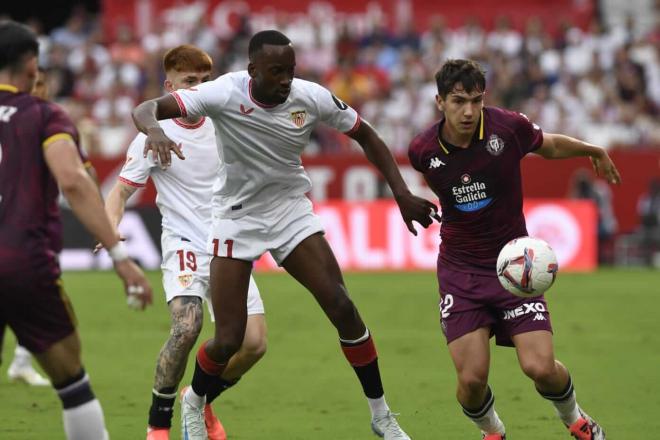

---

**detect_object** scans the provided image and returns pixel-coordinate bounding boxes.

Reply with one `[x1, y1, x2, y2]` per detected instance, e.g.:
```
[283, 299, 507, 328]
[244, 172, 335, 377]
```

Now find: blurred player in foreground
[134, 30, 439, 440]
[0, 20, 152, 440]
[408, 59, 620, 439]
[4, 67, 55, 387]
[104, 45, 267, 440]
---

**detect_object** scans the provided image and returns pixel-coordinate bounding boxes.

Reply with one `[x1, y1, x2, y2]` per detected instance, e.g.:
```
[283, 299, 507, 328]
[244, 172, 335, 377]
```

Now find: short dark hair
[248, 30, 291, 60]
[0, 20, 39, 72]
[435, 59, 486, 98]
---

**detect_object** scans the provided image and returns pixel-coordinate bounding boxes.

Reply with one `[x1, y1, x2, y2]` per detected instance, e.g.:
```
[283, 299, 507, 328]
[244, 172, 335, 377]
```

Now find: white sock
[367, 396, 390, 417]
[550, 390, 581, 425]
[184, 386, 205, 408]
[63, 399, 109, 440]
[538, 376, 581, 426]
[11, 345, 32, 368]
[462, 388, 505, 435]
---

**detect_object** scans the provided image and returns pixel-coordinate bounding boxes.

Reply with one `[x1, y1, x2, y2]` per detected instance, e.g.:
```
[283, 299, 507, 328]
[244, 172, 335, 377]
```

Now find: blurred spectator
[570, 169, 619, 263]
[50, 7, 89, 49]
[637, 178, 660, 266]
[17, 4, 659, 157]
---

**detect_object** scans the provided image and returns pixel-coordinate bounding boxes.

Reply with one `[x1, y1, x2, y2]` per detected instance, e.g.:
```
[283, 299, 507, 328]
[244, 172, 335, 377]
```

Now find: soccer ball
[496, 236, 558, 298]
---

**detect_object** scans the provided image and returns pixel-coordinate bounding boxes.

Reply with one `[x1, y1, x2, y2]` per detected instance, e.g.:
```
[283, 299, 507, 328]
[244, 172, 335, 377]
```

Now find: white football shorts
[207, 195, 324, 265]
[161, 232, 264, 316]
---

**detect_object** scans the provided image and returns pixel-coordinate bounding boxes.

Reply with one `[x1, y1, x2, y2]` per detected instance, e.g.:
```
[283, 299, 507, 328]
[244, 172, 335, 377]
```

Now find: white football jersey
[172, 71, 360, 218]
[119, 117, 220, 249]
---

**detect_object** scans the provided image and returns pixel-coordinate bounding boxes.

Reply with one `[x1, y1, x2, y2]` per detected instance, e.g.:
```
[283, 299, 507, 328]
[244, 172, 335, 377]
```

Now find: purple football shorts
[0, 273, 77, 353]
[437, 264, 552, 347]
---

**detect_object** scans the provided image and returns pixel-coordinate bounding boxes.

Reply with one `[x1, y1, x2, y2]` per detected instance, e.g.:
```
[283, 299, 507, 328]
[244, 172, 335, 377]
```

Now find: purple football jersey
[408, 106, 543, 274]
[0, 87, 80, 279]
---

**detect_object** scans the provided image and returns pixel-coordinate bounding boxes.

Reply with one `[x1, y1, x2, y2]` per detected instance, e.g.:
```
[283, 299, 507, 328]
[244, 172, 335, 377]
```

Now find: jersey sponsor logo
[452, 174, 492, 212]
[486, 134, 505, 156]
[428, 157, 445, 169]
[240, 104, 255, 115]
[331, 94, 348, 110]
[290, 110, 307, 127]
[533, 313, 546, 321]
[0, 105, 17, 122]
[502, 302, 546, 320]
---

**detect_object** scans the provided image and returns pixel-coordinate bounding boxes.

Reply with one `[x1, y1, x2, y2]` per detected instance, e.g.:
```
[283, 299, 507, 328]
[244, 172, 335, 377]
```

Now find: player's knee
[171, 318, 203, 349]
[520, 357, 557, 383]
[457, 371, 489, 396]
[325, 287, 358, 321]
[242, 333, 267, 361]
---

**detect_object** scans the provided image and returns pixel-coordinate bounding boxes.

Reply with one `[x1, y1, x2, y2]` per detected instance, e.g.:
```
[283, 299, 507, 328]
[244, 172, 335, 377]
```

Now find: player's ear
[435, 94, 444, 112]
[164, 79, 173, 93]
[247, 62, 257, 78]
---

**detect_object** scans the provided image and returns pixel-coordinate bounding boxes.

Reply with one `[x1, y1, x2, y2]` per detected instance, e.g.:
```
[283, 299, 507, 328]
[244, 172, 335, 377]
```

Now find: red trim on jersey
[341, 335, 378, 367]
[344, 116, 362, 135]
[118, 176, 146, 188]
[173, 117, 205, 129]
[196, 341, 227, 375]
[170, 91, 188, 117]
[248, 79, 278, 108]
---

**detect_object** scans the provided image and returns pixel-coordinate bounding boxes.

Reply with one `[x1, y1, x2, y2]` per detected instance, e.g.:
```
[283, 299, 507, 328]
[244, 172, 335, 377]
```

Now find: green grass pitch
[1, 269, 659, 439]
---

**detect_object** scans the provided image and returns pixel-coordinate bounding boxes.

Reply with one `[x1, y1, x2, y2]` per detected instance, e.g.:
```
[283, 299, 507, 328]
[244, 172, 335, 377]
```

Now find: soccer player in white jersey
[133, 30, 439, 440]
[104, 45, 267, 440]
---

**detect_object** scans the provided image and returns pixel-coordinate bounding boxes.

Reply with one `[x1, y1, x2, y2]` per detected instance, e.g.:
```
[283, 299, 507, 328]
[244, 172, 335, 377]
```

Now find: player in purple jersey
[0, 21, 153, 440]
[408, 60, 620, 440]
[4, 67, 57, 388]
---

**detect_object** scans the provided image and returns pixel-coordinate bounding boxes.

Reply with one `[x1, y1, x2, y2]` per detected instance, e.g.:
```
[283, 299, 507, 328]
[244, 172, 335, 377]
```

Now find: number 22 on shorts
[212, 238, 234, 258]
[440, 294, 454, 318]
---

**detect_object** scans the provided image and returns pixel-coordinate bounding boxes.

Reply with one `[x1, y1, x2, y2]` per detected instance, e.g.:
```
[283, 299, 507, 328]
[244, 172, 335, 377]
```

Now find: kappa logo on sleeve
[429, 157, 445, 169]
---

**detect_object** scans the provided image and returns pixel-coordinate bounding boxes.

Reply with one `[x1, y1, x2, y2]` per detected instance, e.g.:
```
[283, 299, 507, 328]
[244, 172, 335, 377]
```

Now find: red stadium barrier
[253, 199, 597, 272]
[60, 199, 595, 272]
[91, 149, 659, 235]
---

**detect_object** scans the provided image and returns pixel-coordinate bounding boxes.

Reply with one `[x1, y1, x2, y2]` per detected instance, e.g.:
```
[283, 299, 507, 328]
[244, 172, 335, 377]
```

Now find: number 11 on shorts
[212, 238, 234, 258]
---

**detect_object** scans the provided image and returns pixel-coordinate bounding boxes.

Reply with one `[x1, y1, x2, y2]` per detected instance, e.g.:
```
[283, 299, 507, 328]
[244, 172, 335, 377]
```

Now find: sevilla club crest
[290, 110, 306, 128]
[178, 274, 193, 288]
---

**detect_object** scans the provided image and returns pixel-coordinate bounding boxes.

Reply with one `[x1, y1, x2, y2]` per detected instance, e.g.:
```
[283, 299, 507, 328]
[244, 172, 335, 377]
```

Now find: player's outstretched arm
[132, 94, 184, 167]
[349, 120, 440, 235]
[93, 182, 138, 253]
[45, 138, 153, 309]
[105, 182, 138, 231]
[535, 133, 622, 184]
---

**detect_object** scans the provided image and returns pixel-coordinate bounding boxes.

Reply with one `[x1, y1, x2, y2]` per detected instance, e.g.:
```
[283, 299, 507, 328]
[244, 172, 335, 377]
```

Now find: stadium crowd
[9, 5, 660, 156]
